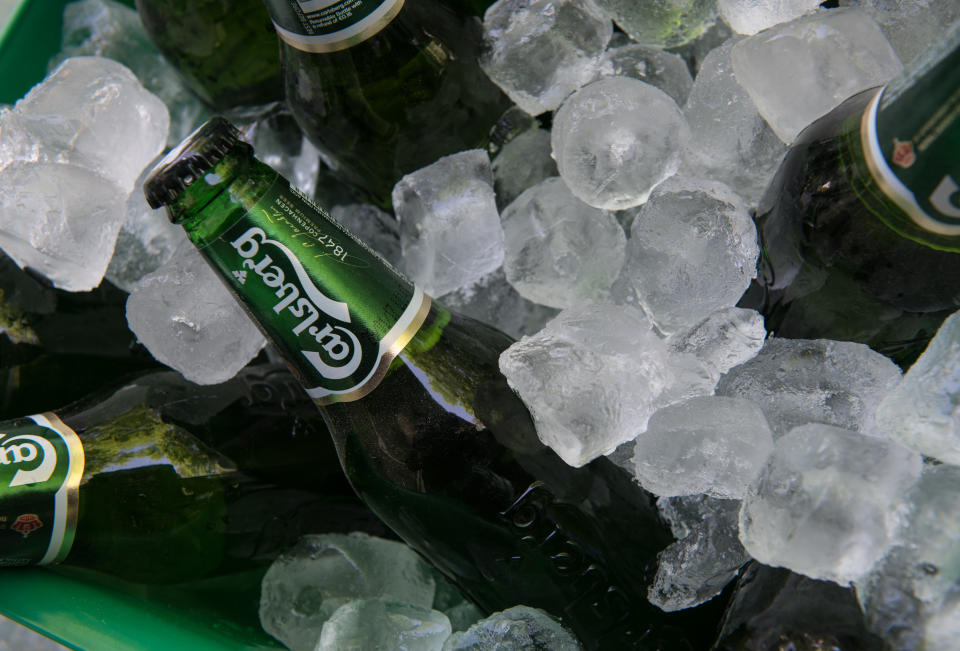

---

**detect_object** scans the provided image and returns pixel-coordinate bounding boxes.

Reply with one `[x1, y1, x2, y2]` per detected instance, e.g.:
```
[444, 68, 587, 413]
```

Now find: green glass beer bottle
[260, 0, 511, 207]
[0, 363, 387, 584]
[134, 0, 283, 110]
[712, 563, 885, 651]
[142, 117, 734, 650]
[739, 26, 960, 368]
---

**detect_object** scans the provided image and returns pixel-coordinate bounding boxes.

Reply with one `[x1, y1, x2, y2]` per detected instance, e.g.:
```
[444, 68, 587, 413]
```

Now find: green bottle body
[0, 364, 386, 584]
[741, 35, 960, 368]
[712, 563, 884, 651]
[148, 120, 733, 649]
[262, 0, 511, 207]
[134, 0, 283, 110]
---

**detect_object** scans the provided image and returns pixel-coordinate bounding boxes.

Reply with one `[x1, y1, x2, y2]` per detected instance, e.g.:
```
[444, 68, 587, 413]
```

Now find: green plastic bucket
[0, 2, 280, 648]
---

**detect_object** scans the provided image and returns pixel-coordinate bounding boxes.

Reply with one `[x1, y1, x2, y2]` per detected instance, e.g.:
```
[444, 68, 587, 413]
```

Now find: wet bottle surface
[143, 118, 733, 649]
[0, 364, 388, 584]
[135, 0, 283, 110]
[739, 30, 960, 368]
[261, 0, 511, 207]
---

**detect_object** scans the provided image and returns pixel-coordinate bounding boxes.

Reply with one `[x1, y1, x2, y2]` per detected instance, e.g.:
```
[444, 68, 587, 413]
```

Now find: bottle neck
[262, 0, 404, 53]
[183, 158, 431, 404]
[861, 32, 960, 241]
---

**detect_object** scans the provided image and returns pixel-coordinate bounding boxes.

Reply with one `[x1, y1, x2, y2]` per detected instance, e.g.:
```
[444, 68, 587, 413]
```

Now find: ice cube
[490, 127, 557, 210]
[480, 0, 613, 116]
[125, 243, 266, 385]
[718, 0, 823, 35]
[442, 605, 583, 650]
[392, 150, 504, 297]
[0, 56, 169, 193]
[681, 38, 787, 203]
[650, 495, 750, 611]
[841, 0, 960, 67]
[595, 41, 694, 106]
[592, 0, 717, 48]
[632, 396, 773, 499]
[237, 108, 321, 199]
[0, 161, 126, 292]
[318, 599, 451, 651]
[501, 177, 626, 309]
[439, 268, 559, 340]
[54, 0, 208, 145]
[551, 77, 690, 210]
[715, 337, 902, 440]
[855, 464, 960, 650]
[667, 307, 767, 380]
[739, 423, 922, 585]
[259, 532, 437, 651]
[498, 303, 675, 467]
[730, 8, 902, 143]
[106, 166, 188, 292]
[875, 311, 960, 465]
[611, 176, 757, 334]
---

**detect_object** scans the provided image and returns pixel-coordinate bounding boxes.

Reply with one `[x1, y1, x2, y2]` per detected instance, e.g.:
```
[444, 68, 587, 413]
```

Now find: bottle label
[0, 414, 83, 566]
[863, 42, 960, 236]
[264, 0, 404, 53]
[200, 177, 430, 405]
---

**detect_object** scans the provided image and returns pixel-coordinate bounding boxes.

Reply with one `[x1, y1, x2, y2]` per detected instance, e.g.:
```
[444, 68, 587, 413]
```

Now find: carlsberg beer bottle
[741, 26, 960, 367]
[0, 364, 384, 584]
[143, 118, 732, 650]
[135, 0, 283, 110]
[260, 0, 510, 207]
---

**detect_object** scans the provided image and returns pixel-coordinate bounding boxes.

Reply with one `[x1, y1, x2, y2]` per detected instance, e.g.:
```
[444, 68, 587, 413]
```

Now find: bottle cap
[143, 117, 241, 209]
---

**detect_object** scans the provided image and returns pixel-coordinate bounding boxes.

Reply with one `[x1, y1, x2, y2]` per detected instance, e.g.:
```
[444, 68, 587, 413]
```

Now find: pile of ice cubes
[257, 532, 582, 651]
[2, 0, 960, 648]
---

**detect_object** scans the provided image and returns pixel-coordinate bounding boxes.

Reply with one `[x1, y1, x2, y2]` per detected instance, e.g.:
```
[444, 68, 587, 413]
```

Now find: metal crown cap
[143, 117, 241, 209]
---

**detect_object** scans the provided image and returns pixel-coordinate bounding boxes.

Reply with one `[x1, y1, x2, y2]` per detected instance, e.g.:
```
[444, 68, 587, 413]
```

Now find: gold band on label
[276, 0, 404, 54]
[310, 293, 431, 405]
[34, 412, 84, 565]
[861, 88, 960, 237]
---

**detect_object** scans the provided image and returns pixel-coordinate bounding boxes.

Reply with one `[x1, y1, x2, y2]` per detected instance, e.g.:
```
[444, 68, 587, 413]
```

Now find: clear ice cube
[480, 0, 613, 116]
[498, 303, 674, 467]
[125, 243, 266, 385]
[667, 307, 767, 381]
[718, 0, 823, 35]
[0, 56, 169, 193]
[392, 150, 504, 297]
[501, 177, 626, 309]
[611, 176, 757, 334]
[875, 311, 960, 465]
[54, 0, 208, 145]
[650, 494, 750, 612]
[439, 268, 559, 341]
[681, 38, 787, 204]
[595, 40, 693, 106]
[632, 396, 773, 499]
[551, 77, 690, 210]
[490, 127, 557, 210]
[730, 8, 902, 143]
[259, 532, 437, 651]
[0, 160, 127, 293]
[715, 337, 902, 439]
[318, 599, 451, 651]
[106, 166, 188, 292]
[739, 423, 922, 585]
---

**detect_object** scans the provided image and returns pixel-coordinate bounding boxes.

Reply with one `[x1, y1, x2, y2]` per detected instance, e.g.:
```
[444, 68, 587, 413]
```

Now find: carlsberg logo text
[231, 226, 363, 380]
[0, 432, 57, 488]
